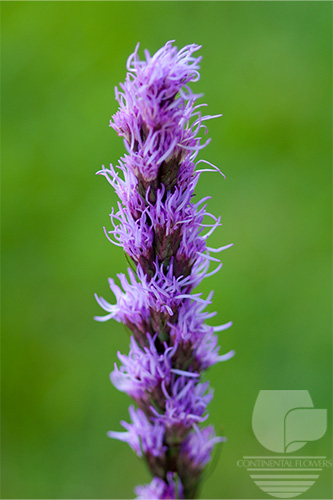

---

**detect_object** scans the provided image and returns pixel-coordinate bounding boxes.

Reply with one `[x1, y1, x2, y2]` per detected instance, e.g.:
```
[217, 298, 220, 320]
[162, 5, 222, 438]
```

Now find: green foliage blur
[1, 2, 331, 499]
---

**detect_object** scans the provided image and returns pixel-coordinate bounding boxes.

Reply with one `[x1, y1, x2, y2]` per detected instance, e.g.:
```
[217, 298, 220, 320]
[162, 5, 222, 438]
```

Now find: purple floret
[180, 425, 226, 474]
[110, 334, 176, 406]
[107, 405, 166, 459]
[135, 472, 183, 500]
[95, 41, 233, 499]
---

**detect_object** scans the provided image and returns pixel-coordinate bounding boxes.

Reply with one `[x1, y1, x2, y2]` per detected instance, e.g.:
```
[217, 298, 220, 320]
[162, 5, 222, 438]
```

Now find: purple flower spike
[95, 41, 233, 499]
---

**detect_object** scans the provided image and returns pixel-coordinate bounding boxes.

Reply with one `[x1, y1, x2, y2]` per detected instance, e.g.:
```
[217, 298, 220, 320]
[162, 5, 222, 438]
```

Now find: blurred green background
[1, 1, 332, 499]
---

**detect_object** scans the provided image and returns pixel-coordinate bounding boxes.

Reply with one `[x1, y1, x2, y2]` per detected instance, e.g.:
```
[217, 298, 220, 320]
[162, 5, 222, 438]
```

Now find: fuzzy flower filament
[95, 41, 233, 499]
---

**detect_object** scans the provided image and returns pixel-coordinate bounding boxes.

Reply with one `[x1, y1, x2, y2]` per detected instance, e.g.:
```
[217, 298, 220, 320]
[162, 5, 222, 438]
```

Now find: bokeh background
[1, 2, 332, 499]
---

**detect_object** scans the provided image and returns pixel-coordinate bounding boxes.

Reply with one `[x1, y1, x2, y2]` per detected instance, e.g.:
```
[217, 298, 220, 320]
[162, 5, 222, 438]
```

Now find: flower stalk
[95, 41, 234, 499]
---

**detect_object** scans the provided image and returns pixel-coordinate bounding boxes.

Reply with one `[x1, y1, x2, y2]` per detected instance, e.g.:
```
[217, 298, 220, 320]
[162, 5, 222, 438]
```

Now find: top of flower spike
[126, 40, 202, 84]
[110, 41, 207, 183]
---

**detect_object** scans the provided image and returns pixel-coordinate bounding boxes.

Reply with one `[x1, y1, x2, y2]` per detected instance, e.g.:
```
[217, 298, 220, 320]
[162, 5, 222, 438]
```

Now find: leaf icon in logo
[252, 390, 326, 453]
[285, 408, 327, 453]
